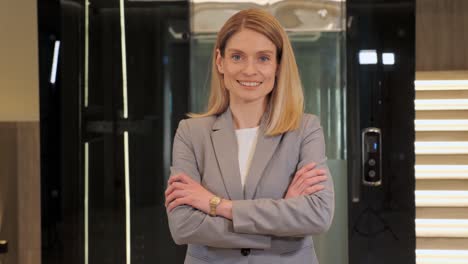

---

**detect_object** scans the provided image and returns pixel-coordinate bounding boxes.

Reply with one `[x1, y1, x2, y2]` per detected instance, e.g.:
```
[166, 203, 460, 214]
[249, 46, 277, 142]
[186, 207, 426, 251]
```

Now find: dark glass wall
[39, 0, 189, 263]
[347, 0, 416, 263]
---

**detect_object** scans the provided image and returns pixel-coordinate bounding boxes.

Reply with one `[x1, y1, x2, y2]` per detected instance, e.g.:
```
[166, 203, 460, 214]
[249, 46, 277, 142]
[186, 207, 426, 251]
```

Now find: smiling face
[216, 28, 279, 106]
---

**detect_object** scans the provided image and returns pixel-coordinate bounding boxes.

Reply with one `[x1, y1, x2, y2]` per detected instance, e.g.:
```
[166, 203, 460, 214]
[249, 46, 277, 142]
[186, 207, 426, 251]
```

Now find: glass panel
[124, 3, 189, 264]
[292, 31, 347, 264]
[190, 1, 347, 264]
[86, 0, 127, 263]
[87, 135, 126, 264]
[41, 0, 189, 263]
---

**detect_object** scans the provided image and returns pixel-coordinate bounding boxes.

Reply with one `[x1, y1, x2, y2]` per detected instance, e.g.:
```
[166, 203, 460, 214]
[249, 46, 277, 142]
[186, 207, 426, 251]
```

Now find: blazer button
[241, 248, 250, 256]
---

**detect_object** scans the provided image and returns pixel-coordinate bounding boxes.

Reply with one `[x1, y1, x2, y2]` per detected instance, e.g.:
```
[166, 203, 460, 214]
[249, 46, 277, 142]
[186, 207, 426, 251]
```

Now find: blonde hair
[189, 8, 304, 136]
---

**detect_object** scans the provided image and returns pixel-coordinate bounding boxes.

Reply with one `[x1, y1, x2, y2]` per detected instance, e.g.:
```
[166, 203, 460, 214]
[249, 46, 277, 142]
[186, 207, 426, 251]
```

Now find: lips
[237, 80, 262, 87]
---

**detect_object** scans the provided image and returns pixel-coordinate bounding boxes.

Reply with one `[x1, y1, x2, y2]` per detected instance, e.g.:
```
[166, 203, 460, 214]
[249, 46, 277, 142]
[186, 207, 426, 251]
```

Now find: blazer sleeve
[231, 115, 335, 237]
[166, 119, 272, 248]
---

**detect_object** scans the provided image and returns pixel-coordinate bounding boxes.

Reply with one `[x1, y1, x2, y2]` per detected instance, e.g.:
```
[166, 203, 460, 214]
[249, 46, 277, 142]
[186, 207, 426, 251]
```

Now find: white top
[235, 127, 259, 189]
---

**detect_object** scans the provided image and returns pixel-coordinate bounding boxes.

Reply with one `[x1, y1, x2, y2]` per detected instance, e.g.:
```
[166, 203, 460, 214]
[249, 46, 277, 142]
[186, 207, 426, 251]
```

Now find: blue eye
[231, 54, 241, 61]
[259, 56, 270, 62]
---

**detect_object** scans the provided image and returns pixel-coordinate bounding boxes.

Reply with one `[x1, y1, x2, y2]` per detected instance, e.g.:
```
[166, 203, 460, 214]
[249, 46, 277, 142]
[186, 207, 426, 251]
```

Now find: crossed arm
[165, 117, 334, 246]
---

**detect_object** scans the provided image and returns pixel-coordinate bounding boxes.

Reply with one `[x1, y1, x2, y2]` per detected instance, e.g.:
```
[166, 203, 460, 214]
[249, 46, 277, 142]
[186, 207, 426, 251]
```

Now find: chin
[234, 93, 269, 104]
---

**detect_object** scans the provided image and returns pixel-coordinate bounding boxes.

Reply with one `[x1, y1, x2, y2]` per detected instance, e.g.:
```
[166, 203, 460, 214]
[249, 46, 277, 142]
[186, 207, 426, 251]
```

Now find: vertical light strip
[327, 85, 332, 139]
[119, 0, 131, 262]
[120, 0, 128, 119]
[123, 132, 131, 264]
[84, 142, 89, 264]
[50, 41, 61, 84]
[84, 1, 90, 263]
[163, 54, 171, 181]
[84, 0, 89, 108]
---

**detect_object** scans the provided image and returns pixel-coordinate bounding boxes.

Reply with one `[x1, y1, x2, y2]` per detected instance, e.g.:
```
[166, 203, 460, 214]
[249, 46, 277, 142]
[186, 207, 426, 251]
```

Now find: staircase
[414, 71, 468, 263]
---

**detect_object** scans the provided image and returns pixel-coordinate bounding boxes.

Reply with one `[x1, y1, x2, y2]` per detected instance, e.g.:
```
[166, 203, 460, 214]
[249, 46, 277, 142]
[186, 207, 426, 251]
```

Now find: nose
[242, 59, 257, 76]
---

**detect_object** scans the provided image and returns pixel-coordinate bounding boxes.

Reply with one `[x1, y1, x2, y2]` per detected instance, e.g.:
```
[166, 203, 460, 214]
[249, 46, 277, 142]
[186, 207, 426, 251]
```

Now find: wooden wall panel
[0, 123, 19, 264]
[416, 0, 468, 71]
[16, 122, 41, 264]
[0, 122, 40, 264]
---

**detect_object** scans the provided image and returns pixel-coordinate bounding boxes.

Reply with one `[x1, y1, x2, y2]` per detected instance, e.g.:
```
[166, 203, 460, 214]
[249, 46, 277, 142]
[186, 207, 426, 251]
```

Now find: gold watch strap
[209, 196, 221, 217]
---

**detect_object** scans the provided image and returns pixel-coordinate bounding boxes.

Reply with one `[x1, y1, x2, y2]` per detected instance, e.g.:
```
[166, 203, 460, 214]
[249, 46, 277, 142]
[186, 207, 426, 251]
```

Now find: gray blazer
[167, 108, 335, 264]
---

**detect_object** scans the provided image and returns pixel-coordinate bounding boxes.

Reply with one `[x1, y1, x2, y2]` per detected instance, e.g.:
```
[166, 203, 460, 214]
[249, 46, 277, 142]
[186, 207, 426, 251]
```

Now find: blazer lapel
[243, 116, 282, 200]
[211, 109, 244, 200]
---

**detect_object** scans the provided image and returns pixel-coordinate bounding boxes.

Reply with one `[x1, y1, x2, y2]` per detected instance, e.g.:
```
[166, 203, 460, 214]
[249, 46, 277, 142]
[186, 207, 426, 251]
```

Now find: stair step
[416, 90, 468, 100]
[415, 142, 468, 154]
[416, 131, 468, 141]
[414, 71, 468, 257]
[416, 219, 468, 237]
[416, 249, 468, 264]
[416, 110, 468, 120]
[416, 71, 468, 81]
[415, 71, 468, 91]
[417, 208, 468, 219]
[415, 119, 468, 131]
[415, 99, 468, 111]
[416, 165, 468, 179]
[417, 237, 468, 250]
[415, 190, 468, 207]
[416, 179, 468, 190]
[415, 81, 468, 91]
[416, 155, 468, 165]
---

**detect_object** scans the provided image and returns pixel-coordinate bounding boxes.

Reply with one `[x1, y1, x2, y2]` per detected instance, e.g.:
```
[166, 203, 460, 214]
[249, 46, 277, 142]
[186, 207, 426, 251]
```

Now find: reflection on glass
[84, 142, 89, 264]
[191, 0, 345, 34]
[85, 0, 89, 108]
[124, 132, 131, 264]
[84, 1, 89, 263]
[119, 0, 131, 262]
[119, 0, 129, 119]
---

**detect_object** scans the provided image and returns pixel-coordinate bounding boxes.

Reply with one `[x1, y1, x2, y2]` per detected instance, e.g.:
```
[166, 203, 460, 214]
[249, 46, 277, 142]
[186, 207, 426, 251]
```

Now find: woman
[165, 8, 334, 264]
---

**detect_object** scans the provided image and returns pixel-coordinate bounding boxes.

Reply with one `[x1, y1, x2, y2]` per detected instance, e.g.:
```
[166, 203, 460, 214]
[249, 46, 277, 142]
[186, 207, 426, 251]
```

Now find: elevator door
[40, 0, 189, 263]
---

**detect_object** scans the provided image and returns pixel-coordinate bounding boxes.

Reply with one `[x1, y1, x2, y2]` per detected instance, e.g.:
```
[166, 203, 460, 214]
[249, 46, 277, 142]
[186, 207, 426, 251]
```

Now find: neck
[230, 98, 267, 129]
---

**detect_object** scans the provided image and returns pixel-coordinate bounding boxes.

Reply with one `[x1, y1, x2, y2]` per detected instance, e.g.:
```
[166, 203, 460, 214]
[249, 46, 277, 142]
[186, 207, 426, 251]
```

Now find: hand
[165, 173, 214, 213]
[284, 162, 327, 199]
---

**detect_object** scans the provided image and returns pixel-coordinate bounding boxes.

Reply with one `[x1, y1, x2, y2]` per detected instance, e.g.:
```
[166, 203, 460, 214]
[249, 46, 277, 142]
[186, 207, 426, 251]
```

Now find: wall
[416, 0, 468, 71]
[0, 0, 41, 263]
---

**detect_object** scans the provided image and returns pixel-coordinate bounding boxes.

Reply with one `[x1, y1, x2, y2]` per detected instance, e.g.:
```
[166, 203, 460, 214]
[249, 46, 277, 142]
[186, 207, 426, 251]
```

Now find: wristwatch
[209, 196, 222, 217]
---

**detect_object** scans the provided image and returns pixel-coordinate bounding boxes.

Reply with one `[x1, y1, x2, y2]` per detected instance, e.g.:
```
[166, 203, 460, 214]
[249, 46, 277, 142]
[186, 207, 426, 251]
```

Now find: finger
[298, 175, 327, 192]
[292, 163, 317, 185]
[167, 174, 181, 185]
[294, 162, 316, 178]
[164, 184, 175, 197]
[292, 174, 308, 192]
[301, 175, 327, 188]
[164, 182, 186, 198]
[301, 169, 327, 179]
[167, 197, 188, 212]
[165, 190, 185, 207]
[165, 190, 183, 207]
[295, 170, 325, 191]
[168, 173, 191, 185]
[170, 181, 187, 190]
[301, 185, 325, 196]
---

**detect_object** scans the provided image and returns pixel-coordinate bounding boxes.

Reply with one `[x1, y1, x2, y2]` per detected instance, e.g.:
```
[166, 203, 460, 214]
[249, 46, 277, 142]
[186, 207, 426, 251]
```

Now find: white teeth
[239, 81, 261, 87]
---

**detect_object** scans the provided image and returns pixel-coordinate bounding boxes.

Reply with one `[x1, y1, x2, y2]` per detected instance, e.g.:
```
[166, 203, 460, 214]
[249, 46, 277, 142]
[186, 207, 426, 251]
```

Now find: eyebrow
[226, 48, 274, 55]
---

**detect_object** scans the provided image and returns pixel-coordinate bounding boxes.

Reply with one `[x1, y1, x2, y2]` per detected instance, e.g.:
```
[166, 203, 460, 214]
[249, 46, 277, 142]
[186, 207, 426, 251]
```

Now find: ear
[215, 49, 224, 74]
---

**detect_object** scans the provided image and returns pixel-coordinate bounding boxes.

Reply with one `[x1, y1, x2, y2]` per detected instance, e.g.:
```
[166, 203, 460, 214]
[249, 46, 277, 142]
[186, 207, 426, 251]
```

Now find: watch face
[210, 196, 221, 205]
